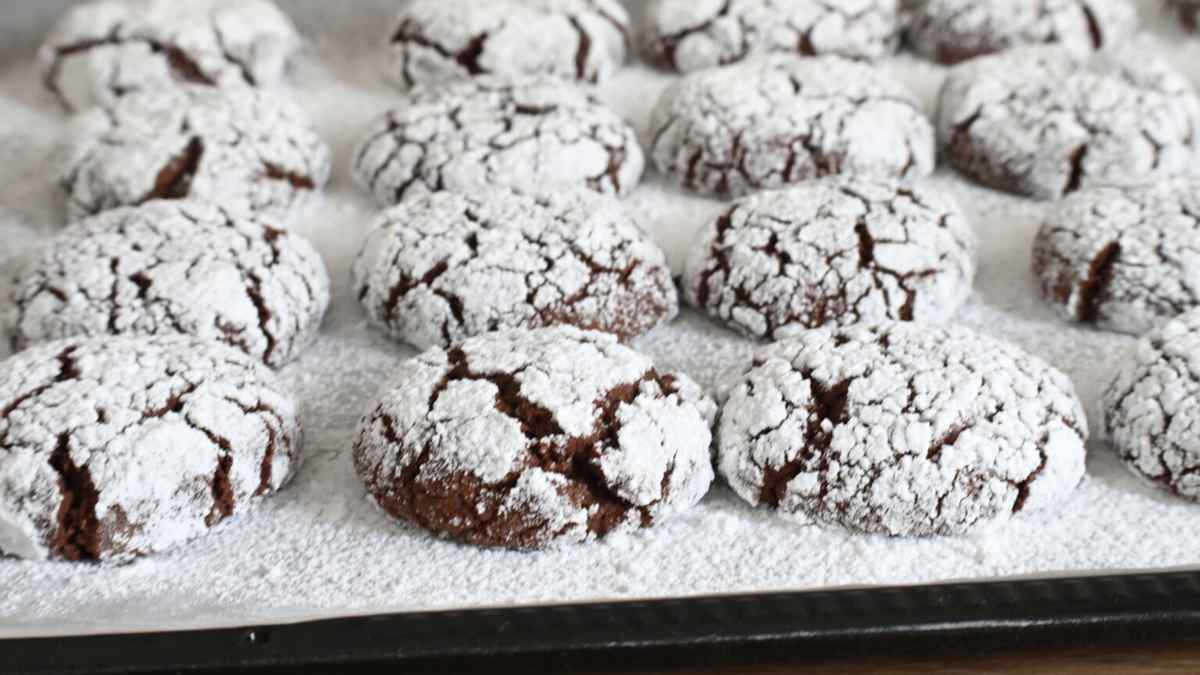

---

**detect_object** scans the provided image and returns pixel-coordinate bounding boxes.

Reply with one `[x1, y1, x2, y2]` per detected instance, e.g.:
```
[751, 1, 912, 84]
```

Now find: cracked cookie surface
[904, 0, 1137, 65]
[1104, 309, 1200, 501]
[387, 0, 629, 88]
[1033, 179, 1200, 336]
[353, 76, 643, 206]
[58, 85, 331, 224]
[648, 55, 933, 198]
[354, 326, 715, 550]
[1170, 1, 1200, 31]
[717, 322, 1088, 536]
[0, 335, 301, 561]
[40, 0, 300, 112]
[10, 200, 330, 368]
[937, 46, 1200, 200]
[644, 0, 900, 73]
[353, 188, 676, 350]
[684, 177, 976, 340]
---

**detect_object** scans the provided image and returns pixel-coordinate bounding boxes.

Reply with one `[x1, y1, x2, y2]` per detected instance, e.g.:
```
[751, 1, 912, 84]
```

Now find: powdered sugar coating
[1103, 309, 1200, 501]
[718, 322, 1088, 536]
[387, 0, 629, 88]
[353, 76, 643, 206]
[648, 55, 934, 198]
[353, 188, 676, 350]
[39, 0, 300, 113]
[353, 326, 715, 550]
[1033, 179, 1200, 336]
[937, 45, 1200, 200]
[905, 0, 1138, 65]
[0, 335, 301, 561]
[9, 201, 329, 368]
[644, 0, 900, 72]
[684, 177, 976, 340]
[58, 85, 331, 224]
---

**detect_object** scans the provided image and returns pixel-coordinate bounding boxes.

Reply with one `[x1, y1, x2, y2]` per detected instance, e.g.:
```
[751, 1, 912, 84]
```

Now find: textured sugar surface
[1, 0, 1199, 639]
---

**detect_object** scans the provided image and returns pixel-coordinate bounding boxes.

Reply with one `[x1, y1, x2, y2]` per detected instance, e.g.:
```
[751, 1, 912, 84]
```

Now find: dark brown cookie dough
[1171, 1, 1200, 31]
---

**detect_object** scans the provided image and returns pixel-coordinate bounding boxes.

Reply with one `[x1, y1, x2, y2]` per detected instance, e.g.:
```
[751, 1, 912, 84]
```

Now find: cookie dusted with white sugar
[643, 0, 900, 72]
[387, 0, 629, 87]
[717, 322, 1088, 536]
[0, 335, 302, 561]
[1104, 309, 1200, 501]
[904, 0, 1137, 65]
[1033, 179, 1200, 336]
[648, 56, 934, 198]
[57, 85, 331, 224]
[354, 327, 716, 550]
[40, 0, 300, 112]
[937, 46, 1200, 200]
[352, 188, 676, 350]
[684, 177, 977, 340]
[9, 201, 330, 368]
[353, 76, 643, 206]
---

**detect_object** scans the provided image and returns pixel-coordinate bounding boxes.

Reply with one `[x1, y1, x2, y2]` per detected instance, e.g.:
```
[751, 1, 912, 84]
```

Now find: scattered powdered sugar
[682, 176, 977, 339]
[386, 0, 630, 88]
[716, 322, 1087, 536]
[0, 0, 1199, 640]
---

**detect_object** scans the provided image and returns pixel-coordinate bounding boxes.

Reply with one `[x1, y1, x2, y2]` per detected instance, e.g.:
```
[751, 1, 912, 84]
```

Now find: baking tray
[6, 571, 1200, 673]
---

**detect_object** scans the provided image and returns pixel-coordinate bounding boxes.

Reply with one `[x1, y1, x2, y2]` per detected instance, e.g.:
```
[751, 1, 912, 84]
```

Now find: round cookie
[684, 177, 976, 340]
[937, 46, 1200, 200]
[353, 76, 643, 206]
[58, 85, 331, 224]
[904, 0, 1138, 65]
[1103, 308, 1200, 501]
[1033, 179, 1200, 336]
[717, 322, 1088, 536]
[387, 0, 629, 87]
[644, 0, 900, 72]
[648, 56, 934, 198]
[353, 326, 716, 550]
[40, 0, 300, 112]
[353, 188, 676, 350]
[10, 200, 330, 368]
[0, 335, 301, 561]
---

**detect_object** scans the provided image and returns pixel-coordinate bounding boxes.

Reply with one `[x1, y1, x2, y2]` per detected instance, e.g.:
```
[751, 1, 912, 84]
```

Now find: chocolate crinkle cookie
[387, 0, 629, 88]
[684, 177, 976, 340]
[353, 188, 676, 350]
[353, 76, 643, 206]
[57, 85, 331, 224]
[354, 326, 716, 550]
[717, 322, 1088, 536]
[937, 46, 1200, 200]
[0, 335, 301, 561]
[1033, 179, 1200, 336]
[1104, 308, 1200, 501]
[40, 0, 300, 112]
[904, 0, 1137, 65]
[643, 0, 900, 72]
[9, 200, 330, 368]
[649, 55, 934, 198]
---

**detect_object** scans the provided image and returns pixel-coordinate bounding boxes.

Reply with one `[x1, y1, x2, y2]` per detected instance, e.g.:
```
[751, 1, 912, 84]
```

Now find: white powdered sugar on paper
[936, 43, 1200, 200]
[40, 0, 301, 112]
[648, 54, 935, 197]
[9, 200, 330, 367]
[904, 0, 1139, 64]
[0, 335, 301, 562]
[1032, 179, 1200, 336]
[58, 84, 331, 224]
[0, 0, 1199, 641]
[682, 176, 977, 339]
[387, 0, 630, 88]
[352, 187, 677, 350]
[716, 322, 1088, 536]
[643, 0, 901, 72]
